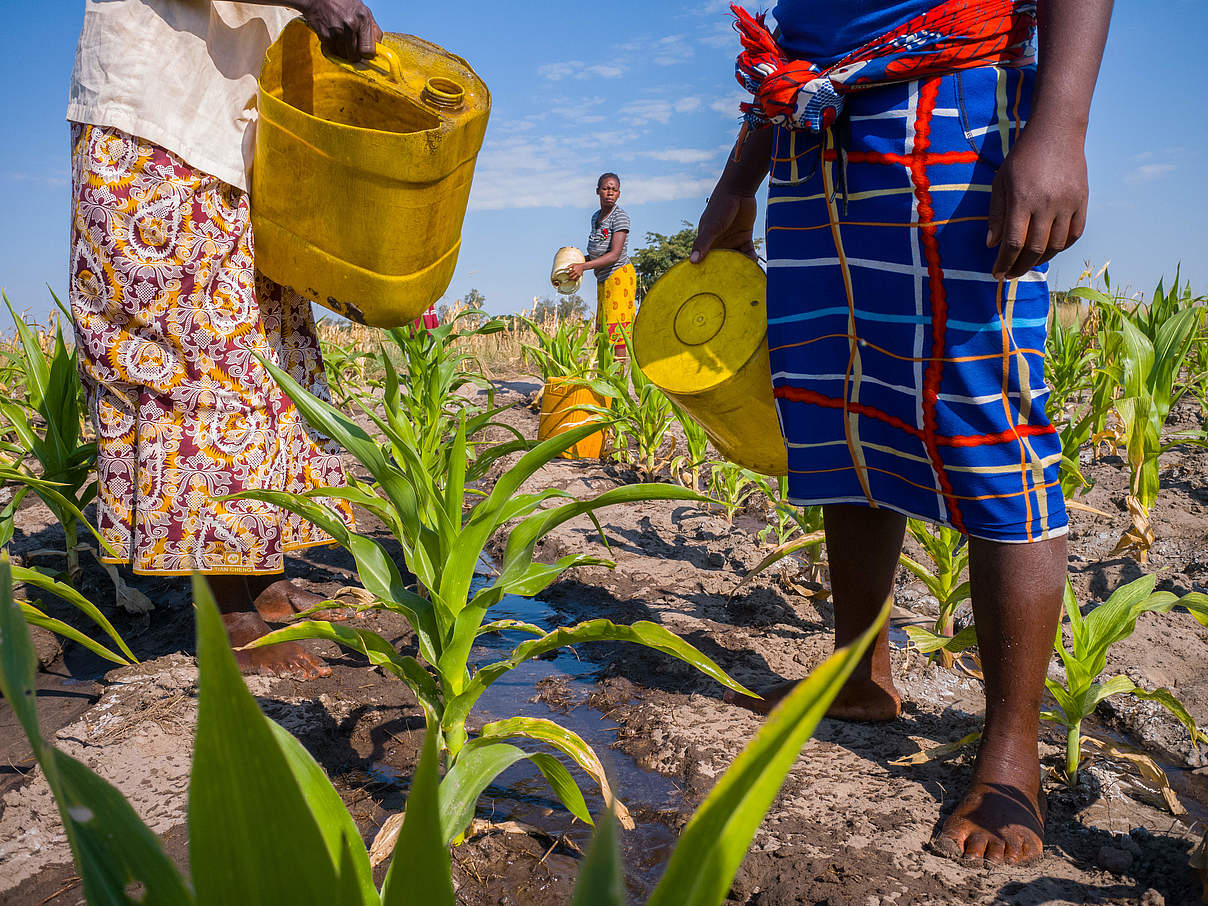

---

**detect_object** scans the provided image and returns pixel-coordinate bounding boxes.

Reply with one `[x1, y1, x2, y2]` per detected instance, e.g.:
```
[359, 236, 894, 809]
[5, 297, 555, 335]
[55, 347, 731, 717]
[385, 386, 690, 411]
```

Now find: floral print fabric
[69, 123, 353, 575]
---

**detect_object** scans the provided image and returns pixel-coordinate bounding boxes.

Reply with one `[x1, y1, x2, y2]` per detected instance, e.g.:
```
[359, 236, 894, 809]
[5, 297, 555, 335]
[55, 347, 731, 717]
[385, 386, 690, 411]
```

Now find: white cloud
[538, 60, 626, 81]
[711, 90, 748, 116]
[1127, 163, 1177, 183]
[641, 147, 726, 165]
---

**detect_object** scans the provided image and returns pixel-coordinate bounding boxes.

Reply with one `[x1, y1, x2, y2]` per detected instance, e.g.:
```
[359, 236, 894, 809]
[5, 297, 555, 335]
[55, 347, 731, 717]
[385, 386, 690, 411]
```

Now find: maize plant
[234, 355, 753, 838]
[1043, 575, 1208, 788]
[899, 519, 972, 670]
[0, 557, 886, 906]
[587, 354, 676, 480]
[522, 314, 598, 384]
[728, 477, 826, 601]
[1, 294, 98, 580]
[0, 465, 132, 663]
[668, 401, 710, 493]
[706, 459, 763, 525]
[379, 312, 525, 478]
[1092, 294, 1207, 562]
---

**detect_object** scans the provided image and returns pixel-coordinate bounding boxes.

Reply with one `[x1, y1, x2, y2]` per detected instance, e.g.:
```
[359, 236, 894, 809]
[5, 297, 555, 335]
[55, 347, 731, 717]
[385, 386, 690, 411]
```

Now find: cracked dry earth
[2, 378, 1207, 905]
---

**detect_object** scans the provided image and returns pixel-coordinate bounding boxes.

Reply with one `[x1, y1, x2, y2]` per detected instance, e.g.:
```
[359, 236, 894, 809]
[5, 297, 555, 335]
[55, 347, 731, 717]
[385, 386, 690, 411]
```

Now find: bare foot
[251, 578, 350, 623]
[724, 675, 901, 721]
[220, 611, 332, 681]
[932, 744, 1045, 866]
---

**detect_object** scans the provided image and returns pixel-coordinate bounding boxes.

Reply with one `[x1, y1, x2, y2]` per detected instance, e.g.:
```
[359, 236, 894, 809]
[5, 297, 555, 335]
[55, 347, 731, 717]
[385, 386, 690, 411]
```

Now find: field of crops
[1, 272, 1207, 905]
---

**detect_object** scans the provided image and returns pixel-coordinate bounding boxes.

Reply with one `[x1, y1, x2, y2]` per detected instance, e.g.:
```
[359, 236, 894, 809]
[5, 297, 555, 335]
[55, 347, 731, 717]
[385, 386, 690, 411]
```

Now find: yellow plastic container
[254, 19, 490, 327]
[538, 378, 610, 460]
[633, 250, 787, 476]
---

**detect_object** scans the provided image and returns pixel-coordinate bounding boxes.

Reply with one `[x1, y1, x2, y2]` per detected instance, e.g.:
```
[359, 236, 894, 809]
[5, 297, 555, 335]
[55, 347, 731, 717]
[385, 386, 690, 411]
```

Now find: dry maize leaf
[1110, 496, 1154, 565]
[97, 558, 154, 614]
[890, 731, 981, 767]
[369, 811, 404, 868]
[1081, 736, 1185, 816]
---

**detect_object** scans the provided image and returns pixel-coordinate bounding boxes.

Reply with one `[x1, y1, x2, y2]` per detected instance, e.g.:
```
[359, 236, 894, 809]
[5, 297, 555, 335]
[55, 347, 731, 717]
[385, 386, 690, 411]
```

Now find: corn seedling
[0, 557, 886, 906]
[707, 459, 763, 525]
[522, 314, 598, 384]
[589, 350, 676, 480]
[1, 294, 98, 581]
[668, 402, 710, 493]
[234, 356, 753, 838]
[1043, 575, 1208, 788]
[1094, 294, 1206, 562]
[899, 519, 972, 669]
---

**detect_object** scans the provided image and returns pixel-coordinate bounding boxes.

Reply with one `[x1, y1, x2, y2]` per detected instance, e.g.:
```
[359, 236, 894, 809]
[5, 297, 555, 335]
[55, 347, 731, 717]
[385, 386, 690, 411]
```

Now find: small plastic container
[550, 247, 586, 295]
[633, 250, 786, 476]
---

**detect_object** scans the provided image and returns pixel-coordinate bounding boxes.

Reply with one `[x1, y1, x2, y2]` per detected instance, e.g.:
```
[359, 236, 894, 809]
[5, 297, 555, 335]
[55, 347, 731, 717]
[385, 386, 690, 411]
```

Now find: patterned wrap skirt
[766, 64, 1066, 543]
[69, 123, 353, 575]
[596, 262, 637, 356]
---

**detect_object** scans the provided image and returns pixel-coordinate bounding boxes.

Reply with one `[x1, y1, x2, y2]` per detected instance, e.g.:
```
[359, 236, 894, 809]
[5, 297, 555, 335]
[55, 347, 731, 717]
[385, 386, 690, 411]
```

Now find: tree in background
[631, 223, 697, 302]
[532, 293, 588, 321]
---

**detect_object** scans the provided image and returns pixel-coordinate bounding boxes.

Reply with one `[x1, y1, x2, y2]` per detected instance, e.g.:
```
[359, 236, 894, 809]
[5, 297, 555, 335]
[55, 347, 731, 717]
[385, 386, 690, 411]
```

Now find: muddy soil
[2, 379, 1206, 905]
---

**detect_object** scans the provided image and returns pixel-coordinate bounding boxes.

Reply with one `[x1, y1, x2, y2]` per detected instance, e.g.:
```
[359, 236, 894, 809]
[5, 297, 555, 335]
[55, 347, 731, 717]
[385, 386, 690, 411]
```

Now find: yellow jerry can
[254, 19, 490, 327]
[633, 250, 787, 476]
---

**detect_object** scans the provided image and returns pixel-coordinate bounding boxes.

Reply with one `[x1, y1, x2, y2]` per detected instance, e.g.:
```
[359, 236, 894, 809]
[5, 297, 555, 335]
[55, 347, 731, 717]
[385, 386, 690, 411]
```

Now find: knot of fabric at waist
[731, 0, 1036, 132]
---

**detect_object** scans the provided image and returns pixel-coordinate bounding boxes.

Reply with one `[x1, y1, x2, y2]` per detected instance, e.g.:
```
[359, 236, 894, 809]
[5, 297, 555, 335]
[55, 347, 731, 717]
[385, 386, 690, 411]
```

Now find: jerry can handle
[322, 42, 403, 83]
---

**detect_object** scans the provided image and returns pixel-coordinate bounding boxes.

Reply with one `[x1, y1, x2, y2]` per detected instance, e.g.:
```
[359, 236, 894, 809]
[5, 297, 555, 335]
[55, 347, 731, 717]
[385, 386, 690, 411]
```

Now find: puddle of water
[363, 573, 683, 899]
[467, 582, 683, 898]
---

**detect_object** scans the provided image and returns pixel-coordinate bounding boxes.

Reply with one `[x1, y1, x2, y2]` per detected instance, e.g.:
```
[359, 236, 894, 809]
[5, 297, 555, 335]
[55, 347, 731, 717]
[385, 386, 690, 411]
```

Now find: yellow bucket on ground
[633, 250, 787, 476]
[538, 378, 610, 460]
[550, 246, 585, 295]
[254, 19, 490, 327]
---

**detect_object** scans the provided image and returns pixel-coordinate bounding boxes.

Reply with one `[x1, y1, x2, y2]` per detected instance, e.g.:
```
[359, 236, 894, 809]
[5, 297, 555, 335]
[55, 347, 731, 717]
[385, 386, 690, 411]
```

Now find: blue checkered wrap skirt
[765, 64, 1067, 543]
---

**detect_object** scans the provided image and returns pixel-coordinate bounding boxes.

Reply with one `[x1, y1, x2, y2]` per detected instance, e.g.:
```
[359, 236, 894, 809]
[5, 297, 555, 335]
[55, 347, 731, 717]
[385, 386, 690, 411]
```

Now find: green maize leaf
[569, 808, 625, 906]
[1079, 575, 1160, 674]
[0, 555, 194, 905]
[188, 575, 346, 904]
[254, 353, 422, 542]
[437, 739, 592, 844]
[476, 716, 628, 828]
[496, 483, 706, 589]
[20, 602, 132, 666]
[945, 580, 972, 608]
[904, 624, 978, 656]
[452, 420, 609, 584]
[227, 489, 442, 661]
[897, 553, 945, 601]
[1043, 677, 1082, 726]
[243, 620, 444, 725]
[527, 751, 592, 826]
[0, 466, 119, 559]
[493, 553, 616, 599]
[1180, 592, 1208, 628]
[477, 618, 547, 638]
[1076, 674, 1137, 718]
[4, 293, 50, 407]
[729, 531, 827, 599]
[646, 598, 890, 906]
[14, 564, 136, 662]
[1129, 685, 1206, 746]
[267, 718, 377, 906]
[446, 418, 468, 531]
[380, 724, 454, 906]
[445, 619, 756, 734]
[308, 482, 406, 543]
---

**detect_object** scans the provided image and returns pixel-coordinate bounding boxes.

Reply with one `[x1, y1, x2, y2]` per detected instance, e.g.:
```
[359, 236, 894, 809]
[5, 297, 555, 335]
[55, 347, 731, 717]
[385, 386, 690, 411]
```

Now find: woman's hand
[566, 261, 588, 281]
[292, 0, 382, 63]
[689, 191, 759, 264]
[987, 126, 1088, 280]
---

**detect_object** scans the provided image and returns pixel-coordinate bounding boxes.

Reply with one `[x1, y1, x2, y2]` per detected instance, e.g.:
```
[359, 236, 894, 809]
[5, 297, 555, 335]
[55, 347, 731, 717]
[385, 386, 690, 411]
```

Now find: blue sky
[1, 0, 1205, 321]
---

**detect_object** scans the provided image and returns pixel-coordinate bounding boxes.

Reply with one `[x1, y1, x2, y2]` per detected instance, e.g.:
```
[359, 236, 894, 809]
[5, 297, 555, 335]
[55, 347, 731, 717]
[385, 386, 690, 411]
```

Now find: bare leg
[207, 575, 331, 680]
[934, 533, 1065, 865]
[726, 504, 904, 720]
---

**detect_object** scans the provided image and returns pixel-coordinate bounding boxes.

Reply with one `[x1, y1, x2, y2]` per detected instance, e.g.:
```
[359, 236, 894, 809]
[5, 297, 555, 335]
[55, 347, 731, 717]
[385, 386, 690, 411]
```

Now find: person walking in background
[66, 0, 383, 678]
[691, 0, 1111, 867]
[566, 173, 636, 358]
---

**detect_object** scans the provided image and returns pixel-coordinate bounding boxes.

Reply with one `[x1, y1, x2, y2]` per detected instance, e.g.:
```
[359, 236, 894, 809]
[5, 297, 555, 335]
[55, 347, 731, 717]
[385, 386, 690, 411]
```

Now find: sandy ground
[1, 378, 1206, 905]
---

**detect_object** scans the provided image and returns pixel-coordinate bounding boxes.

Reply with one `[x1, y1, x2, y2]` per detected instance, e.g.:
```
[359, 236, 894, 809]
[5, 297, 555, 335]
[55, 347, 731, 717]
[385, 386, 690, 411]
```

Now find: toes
[960, 829, 992, 861]
[982, 837, 1006, 865]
